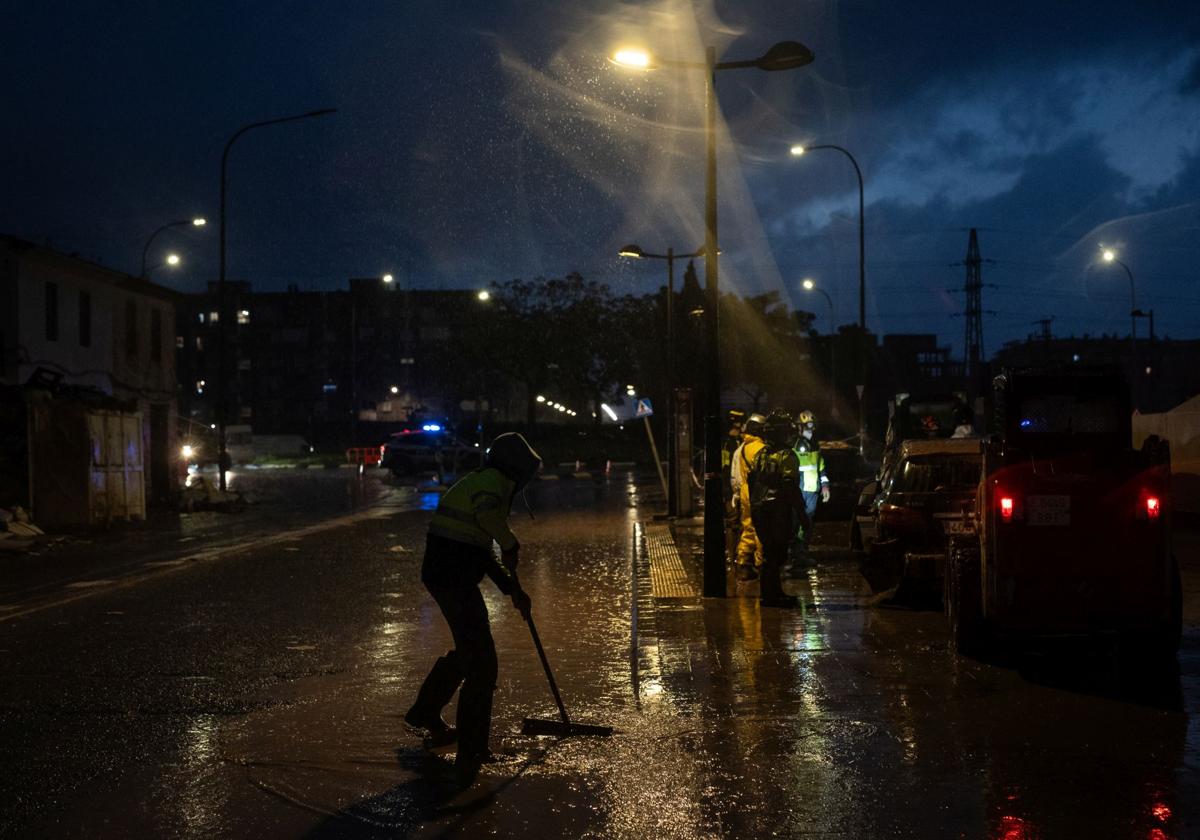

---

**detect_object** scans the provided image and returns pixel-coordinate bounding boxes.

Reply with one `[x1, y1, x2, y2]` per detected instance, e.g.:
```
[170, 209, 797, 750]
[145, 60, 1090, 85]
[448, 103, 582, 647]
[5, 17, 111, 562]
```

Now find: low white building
[0, 235, 180, 518]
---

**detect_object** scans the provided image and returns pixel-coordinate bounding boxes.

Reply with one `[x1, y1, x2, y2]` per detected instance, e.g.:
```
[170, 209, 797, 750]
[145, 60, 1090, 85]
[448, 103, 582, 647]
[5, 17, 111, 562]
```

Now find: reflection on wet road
[0, 474, 1196, 837]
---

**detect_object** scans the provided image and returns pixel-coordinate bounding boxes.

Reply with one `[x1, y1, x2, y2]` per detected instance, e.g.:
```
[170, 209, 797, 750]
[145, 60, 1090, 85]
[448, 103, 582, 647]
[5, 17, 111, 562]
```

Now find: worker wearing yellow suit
[730, 413, 766, 581]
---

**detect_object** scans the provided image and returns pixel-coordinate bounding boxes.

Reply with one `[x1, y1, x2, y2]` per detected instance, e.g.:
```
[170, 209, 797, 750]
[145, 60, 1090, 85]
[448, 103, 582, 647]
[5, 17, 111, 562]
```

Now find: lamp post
[612, 40, 815, 596]
[217, 108, 336, 492]
[801, 278, 836, 417]
[790, 143, 866, 453]
[1101, 246, 1139, 407]
[351, 273, 396, 449]
[620, 243, 705, 517]
[141, 217, 205, 278]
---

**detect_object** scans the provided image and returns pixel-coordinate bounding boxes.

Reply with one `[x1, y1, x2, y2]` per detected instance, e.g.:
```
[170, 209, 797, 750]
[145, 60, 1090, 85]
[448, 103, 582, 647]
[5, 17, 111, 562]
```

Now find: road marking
[0, 503, 405, 624]
[286, 644, 317, 651]
[143, 559, 189, 568]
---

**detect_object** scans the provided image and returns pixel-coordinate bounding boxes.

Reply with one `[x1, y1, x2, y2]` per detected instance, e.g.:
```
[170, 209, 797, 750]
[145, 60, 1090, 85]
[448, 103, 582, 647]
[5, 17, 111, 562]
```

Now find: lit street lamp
[141, 217, 205, 278]
[620, 243, 706, 517]
[801, 278, 837, 417]
[216, 108, 336, 492]
[1100, 245, 1140, 406]
[791, 142, 867, 454]
[613, 40, 815, 596]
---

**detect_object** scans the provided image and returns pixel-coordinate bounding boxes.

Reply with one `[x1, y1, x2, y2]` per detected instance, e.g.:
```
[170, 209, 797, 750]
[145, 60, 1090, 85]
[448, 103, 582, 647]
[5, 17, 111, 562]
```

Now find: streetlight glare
[790, 144, 806, 156]
[618, 244, 644, 258]
[802, 278, 815, 290]
[389, 385, 399, 395]
[1102, 249, 1116, 262]
[166, 253, 181, 266]
[192, 217, 207, 226]
[477, 289, 490, 301]
[536, 395, 546, 403]
[382, 273, 394, 283]
[611, 48, 652, 69]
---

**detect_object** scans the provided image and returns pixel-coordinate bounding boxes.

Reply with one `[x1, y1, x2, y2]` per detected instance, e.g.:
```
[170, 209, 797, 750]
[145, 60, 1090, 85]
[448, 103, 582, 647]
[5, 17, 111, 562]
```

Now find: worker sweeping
[404, 432, 541, 788]
[748, 410, 812, 607]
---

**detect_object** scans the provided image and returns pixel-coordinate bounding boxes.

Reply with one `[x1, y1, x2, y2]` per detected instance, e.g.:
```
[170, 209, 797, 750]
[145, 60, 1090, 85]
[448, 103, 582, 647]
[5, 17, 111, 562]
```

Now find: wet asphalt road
[1, 470, 1198, 838]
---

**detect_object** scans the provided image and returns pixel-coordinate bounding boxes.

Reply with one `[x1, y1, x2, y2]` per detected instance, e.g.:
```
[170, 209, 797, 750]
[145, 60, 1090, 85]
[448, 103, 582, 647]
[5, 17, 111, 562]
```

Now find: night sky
[5, 1, 1198, 357]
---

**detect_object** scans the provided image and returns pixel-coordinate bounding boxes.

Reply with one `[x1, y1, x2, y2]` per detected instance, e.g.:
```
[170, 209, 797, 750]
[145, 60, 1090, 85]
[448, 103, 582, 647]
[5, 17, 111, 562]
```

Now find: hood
[486, 432, 543, 489]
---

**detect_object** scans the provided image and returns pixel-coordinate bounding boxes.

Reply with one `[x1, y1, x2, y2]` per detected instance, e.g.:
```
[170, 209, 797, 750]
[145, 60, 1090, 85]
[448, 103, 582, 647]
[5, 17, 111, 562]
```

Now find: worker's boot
[405, 653, 463, 741]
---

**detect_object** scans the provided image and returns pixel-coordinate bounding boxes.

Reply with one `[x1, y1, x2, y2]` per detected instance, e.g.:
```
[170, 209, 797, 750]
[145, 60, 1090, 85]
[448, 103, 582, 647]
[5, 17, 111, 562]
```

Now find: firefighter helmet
[743, 413, 767, 437]
[762, 409, 798, 449]
[797, 410, 815, 429]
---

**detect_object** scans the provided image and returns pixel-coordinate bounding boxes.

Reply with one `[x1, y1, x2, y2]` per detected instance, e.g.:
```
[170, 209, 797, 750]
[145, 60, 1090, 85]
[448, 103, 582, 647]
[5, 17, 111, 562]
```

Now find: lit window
[237, 310, 250, 325]
[175, 336, 184, 349]
[195, 336, 204, 350]
[208, 311, 219, 322]
[198, 313, 206, 324]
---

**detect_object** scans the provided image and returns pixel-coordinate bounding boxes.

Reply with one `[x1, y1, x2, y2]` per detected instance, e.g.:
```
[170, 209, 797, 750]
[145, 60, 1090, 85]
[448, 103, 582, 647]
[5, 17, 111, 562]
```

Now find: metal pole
[702, 46, 725, 597]
[666, 247, 677, 517]
[141, 221, 186, 279]
[215, 108, 335, 492]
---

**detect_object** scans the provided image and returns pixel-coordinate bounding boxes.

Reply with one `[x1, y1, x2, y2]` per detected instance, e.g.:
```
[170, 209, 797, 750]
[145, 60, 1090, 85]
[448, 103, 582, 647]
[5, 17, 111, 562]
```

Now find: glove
[511, 588, 531, 619]
[821, 485, 831, 503]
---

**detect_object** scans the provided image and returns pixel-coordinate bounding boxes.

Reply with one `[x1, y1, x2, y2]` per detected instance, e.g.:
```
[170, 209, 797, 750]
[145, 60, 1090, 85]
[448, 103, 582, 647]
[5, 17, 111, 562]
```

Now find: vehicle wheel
[946, 539, 985, 657]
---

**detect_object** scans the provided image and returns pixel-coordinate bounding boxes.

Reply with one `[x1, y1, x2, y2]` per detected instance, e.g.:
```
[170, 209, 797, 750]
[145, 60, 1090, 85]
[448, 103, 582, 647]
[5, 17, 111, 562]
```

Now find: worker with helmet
[730, 413, 767, 580]
[405, 432, 541, 787]
[792, 410, 830, 566]
[747, 409, 812, 607]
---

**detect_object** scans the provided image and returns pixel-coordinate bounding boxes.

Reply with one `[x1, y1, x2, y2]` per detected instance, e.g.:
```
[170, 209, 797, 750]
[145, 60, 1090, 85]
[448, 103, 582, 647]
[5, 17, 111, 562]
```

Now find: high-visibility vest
[428, 467, 519, 551]
[793, 448, 827, 493]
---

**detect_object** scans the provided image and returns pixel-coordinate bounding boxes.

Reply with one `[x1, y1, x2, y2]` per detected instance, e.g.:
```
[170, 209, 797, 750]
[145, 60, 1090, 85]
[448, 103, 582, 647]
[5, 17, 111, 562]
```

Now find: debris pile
[0, 506, 45, 552]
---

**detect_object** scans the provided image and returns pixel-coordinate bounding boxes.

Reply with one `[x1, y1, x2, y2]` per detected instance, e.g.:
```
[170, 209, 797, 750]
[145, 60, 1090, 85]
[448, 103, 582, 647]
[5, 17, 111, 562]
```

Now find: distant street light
[141, 216, 206, 278]
[166, 253, 181, 266]
[791, 142, 867, 454]
[382, 273, 394, 284]
[1099, 244, 1139, 404]
[619, 243, 706, 517]
[477, 289, 491, 302]
[801, 278, 836, 416]
[613, 39, 815, 597]
[216, 107, 336, 491]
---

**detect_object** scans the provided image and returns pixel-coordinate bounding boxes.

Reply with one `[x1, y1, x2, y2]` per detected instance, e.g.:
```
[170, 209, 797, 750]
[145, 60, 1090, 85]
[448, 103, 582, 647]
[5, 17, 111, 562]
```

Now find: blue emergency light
[422, 423, 442, 432]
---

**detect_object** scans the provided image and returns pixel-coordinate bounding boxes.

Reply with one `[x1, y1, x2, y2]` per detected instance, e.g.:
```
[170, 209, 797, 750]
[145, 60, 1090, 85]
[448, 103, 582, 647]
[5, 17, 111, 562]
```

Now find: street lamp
[477, 289, 491, 302]
[141, 216, 206, 278]
[613, 40, 815, 596]
[791, 142, 867, 454]
[216, 107, 336, 491]
[801, 278, 837, 417]
[1100, 245, 1139, 404]
[619, 243, 705, 517]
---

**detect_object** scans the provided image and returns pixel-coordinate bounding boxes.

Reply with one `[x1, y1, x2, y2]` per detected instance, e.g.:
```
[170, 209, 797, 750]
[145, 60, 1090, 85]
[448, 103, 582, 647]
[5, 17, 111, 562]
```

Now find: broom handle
[526, 614, 571, 727]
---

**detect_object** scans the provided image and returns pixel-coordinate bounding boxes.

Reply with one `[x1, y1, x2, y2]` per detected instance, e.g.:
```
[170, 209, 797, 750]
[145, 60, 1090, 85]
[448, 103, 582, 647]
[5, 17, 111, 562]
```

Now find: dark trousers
[410, 582, 498, 758]
[753, 503, 792, 601]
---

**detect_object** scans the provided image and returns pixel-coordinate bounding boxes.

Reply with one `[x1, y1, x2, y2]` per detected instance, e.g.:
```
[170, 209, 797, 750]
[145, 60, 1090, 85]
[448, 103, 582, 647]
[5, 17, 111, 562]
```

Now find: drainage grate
[643, 524, 698, 599]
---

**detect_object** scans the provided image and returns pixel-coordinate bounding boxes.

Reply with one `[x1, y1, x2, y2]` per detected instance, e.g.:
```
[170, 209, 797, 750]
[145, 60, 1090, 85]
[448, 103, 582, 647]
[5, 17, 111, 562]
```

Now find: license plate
[944, 519, 969, 534]
[1027, 494, 1070, 526]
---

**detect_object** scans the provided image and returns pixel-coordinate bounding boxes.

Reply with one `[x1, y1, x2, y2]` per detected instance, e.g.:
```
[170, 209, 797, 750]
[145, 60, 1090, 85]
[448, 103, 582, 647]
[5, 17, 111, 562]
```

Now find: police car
[380, 423, 481, 477]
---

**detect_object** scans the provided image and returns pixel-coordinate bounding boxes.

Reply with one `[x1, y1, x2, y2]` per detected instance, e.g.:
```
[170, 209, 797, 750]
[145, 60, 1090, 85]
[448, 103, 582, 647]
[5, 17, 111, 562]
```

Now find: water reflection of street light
[613, 39, 815, 596]
[801, 278, 836, 416]
[620, 243, 706, 517]
[216, 107, 336, 491]
[141, 216, 206, 278]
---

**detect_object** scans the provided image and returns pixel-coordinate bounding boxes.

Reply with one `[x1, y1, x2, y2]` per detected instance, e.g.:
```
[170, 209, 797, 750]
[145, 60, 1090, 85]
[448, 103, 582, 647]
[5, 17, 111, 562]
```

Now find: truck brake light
[1000, 496, 1014, 521]
[1146, 496, 1161, 519]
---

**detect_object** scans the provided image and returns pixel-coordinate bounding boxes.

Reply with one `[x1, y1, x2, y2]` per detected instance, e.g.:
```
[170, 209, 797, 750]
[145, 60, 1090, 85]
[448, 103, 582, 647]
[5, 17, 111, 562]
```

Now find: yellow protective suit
[735, 435, 765, 568]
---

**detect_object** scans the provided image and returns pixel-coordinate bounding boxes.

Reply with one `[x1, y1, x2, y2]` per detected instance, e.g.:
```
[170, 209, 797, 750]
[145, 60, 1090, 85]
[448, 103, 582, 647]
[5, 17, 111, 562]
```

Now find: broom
[520, 611, 614, 738]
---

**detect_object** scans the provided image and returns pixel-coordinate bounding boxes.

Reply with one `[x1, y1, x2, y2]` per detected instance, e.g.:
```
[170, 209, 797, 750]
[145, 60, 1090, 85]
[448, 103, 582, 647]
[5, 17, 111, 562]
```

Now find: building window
[126, 299, 138, 358]
[208, 310, 220, 323]
[237, 309, 251, 325]
[45, 282, 59, 341]
[150, 309, 162, 362]
[175, 335, 184, 350]
[195, 336, 204, 351]
[79, 290, 91, 347]
[198, 312, 206, 324]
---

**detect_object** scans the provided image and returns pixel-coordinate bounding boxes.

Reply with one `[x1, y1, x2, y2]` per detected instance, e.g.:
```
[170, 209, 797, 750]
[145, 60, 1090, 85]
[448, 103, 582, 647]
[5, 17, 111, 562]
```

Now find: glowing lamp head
[790, 144, 807, 156]
[1102, 249, 1116, 263]
[181, 444, 195, 460]
[477, 289, 490, 302]
[166, 253, 181, 266]
[192, 217, 206, 227]
[802, 278, 815, 291]
[618, 244, 644, 258]
[382, 273, 394, 284]
[611, 48, 652, 69]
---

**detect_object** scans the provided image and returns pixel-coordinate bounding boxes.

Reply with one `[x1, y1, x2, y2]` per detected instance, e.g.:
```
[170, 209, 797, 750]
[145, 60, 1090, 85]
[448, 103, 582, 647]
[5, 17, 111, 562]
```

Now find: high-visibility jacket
[793, 447, 828, 493]
[730, 435, 764, 495]
[428, 467, 520, 553]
